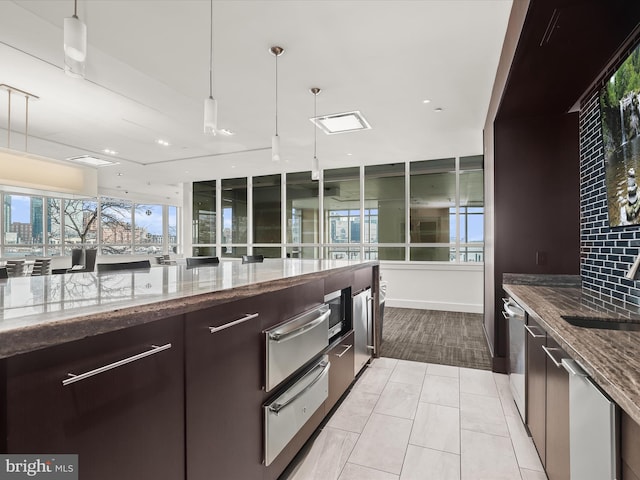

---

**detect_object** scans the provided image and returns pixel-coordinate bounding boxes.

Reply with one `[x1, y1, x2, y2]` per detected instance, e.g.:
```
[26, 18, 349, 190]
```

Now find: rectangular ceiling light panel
[66, 155, 118, 167]
[311, 110, 371, 135]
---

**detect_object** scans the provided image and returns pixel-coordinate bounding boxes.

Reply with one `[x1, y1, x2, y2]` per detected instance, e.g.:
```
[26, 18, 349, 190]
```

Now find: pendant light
[203, 0, 217, 135]
[270, 46, 284, 162]
[310, 87, 321, 180]
[64, 0, 87, 78]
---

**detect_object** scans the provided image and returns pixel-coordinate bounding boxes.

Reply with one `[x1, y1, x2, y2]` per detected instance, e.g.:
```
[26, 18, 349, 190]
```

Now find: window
[364, 163, 405, 260]
[0, 192, 179, 259]
[409, 158, 456, 262]
[459, 155, 484, 262]
[221, 177, 247, 258]
[324, 167, 361, 260]
[253, 174, 281, 251]
[193, 180, 216, 246]
[286, 171, 319, 247]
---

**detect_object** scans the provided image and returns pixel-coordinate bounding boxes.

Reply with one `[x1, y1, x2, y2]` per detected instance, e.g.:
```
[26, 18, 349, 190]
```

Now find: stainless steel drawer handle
[209, 313, 259, 333]
[268, 309, 329, 342]
[268, 360, 330, 415]
[524, 324, 545, 338]
[335, 344, 352, 358]
[63, 343, 172, 386]
[542, 346, 564, 368]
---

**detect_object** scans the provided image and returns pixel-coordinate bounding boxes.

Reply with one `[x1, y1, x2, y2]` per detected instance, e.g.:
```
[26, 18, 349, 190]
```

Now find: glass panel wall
[193, 180, 216, 246]
[221, 177, 247, 258]
[134, 204, 163, 254]
[409, 158, 456, 261]
[168, 205, 178, 254]
[100, 199, 133, 254]
[459, 155, 484, 262]
[324, 167, 361, 260]
[253, 174, 281, 245]
[364, 163, 405, 260]
[286, 171, 319, 245]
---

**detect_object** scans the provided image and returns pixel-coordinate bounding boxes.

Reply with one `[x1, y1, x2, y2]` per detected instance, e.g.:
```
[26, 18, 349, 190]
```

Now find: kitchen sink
[561, 315, 640, 331]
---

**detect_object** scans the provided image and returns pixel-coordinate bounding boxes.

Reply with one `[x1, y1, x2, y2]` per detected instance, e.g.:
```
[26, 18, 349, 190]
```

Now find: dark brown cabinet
[525, 317, 547, 462]
[524, 317, 570, 480]
[622, 412, 640, 480]
[3, 316, 185, 480]
[185, 297, 265, 480]
[326, 330, 355, 411]
[544, 336, 570, 480]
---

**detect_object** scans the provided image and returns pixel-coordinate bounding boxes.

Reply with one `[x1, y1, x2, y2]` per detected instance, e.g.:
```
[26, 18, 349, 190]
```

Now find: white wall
[380, 262, 484, 314]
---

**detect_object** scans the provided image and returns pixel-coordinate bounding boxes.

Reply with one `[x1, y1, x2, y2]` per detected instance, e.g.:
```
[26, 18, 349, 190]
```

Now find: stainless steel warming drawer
[264, 356, 330, 466]
[264, 304, 330, 392]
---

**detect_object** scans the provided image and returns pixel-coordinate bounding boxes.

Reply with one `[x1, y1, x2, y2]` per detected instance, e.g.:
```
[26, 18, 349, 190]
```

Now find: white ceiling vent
[310, 110, 371, 135]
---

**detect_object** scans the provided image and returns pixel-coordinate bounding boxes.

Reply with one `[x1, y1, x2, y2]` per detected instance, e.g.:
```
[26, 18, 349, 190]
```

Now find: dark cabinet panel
[525, 317, 546, 465]
[5, 316, 185, 480]
[326, 331, 355, 411]
[544, 337, 570, 480]
[353, 266, 373, 293]
[622, 411, 640, 480]
[185, 297, 265, 480]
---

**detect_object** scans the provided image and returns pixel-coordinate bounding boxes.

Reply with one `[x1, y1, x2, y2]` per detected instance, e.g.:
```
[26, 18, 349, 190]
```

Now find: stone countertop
[503, 281, 640, 426]
[0, 259, 377, 359]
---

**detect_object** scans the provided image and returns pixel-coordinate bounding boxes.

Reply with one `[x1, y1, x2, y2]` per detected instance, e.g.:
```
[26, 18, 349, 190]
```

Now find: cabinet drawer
[326, 330, 355, 411]
[5, 316, 185, 480]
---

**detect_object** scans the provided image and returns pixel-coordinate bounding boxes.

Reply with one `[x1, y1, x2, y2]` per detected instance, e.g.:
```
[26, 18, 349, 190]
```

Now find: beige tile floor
[283, 357, 548, 480]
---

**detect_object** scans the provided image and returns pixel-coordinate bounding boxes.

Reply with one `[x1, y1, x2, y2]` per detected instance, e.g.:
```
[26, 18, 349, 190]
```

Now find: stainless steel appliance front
[504, 297, 526, 421]
[264, 356, 330, 466]
[353, 288, 372, 374]
[324, 288, 349, 340]
[264, 304, 329, 392]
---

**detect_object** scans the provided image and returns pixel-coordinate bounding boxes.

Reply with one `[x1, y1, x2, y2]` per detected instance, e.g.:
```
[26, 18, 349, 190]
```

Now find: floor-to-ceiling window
[253, 174, 281, 259]
[192, 180, 216, 257]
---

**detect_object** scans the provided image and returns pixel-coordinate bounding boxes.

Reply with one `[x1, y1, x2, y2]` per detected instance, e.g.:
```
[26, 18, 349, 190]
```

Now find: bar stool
[31, 258, 52, 276]
[6, 260, 26, 277]
[242, 255, 264, 264]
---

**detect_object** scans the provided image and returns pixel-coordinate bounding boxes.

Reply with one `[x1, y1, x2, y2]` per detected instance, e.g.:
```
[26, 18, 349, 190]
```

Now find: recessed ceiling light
[423, 99, 431, 104]
[117, 172, 124, 176]
[219, 128, 234, 136]
[347, 153, 353, 156]
[102, 148, 118, 155]
[65, 155, 117, 167]
[311, 110, 371, 135]
[156, 139, 170, 146]
[434, 107, 444, 112]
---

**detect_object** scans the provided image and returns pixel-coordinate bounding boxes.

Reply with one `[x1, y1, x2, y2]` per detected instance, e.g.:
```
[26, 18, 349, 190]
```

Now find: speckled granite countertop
[0, 259, 377, 359]
[503, 275, 640, 426]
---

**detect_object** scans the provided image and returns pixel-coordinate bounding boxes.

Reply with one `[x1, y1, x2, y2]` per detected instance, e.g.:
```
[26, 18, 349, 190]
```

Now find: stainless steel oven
[324, 288, 350, 340]
[264, 304, 329, 392]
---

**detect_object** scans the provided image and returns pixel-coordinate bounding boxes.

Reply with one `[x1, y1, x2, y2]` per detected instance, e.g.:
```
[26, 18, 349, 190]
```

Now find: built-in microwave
[324, 288, 350, 340]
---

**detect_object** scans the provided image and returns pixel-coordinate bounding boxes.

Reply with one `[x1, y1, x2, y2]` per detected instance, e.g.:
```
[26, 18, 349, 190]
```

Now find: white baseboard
[386, 299, 483, 314]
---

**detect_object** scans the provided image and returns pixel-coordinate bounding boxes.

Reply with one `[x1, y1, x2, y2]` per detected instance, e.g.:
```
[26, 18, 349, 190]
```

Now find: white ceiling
[0, 0, 512, 205]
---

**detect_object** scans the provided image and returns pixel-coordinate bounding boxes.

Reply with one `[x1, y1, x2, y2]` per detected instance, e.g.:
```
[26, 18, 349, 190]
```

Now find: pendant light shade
[63, 15, 87, 62]
[270, 46, 284, 162]
[310, 87, 321, 180]
[271, 134, 280, 162]
[63, 0, 86, 79]
[204, 96, 217, 135]
[204, 0, 218, 135]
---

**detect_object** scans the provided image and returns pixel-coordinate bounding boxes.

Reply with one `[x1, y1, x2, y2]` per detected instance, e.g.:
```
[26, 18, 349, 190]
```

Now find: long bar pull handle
[268, 360, 331, 414]
[542, 346, 564, 368]
[268, 309, 329, 342]
[502, 311, 510, 320]
[524, 324, 546, 338]
[63, 343, 172, 386]
[210, 313, 259, 333]
[335, 344, 352, 358]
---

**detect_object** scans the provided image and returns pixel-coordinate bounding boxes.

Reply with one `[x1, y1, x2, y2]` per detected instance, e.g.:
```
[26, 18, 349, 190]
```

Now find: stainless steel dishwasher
[562, 358, 619, 480]
[503, 296, 526, 422]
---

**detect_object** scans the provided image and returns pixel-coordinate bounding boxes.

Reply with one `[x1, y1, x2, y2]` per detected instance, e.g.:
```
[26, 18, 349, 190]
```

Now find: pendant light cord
[275, 54, 279, 136]
[73, 0, 78, 18]
[313, 93, 317, 158]
[209, 0, 213, 98]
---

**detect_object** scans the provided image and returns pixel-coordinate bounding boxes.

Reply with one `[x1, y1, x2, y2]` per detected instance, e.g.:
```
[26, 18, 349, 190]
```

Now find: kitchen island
[0, 259, 379, 480]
